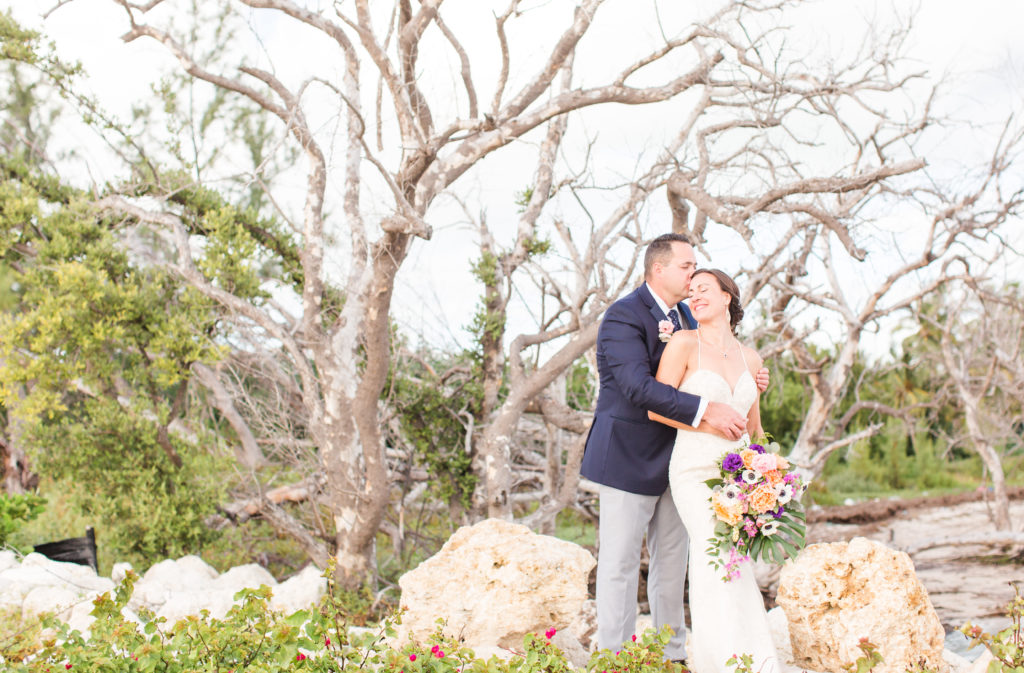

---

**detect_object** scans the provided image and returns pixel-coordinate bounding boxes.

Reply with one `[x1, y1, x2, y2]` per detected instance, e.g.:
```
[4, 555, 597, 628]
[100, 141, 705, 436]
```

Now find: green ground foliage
[0, 566, 686, 673]
[2, 572, 1021, 673]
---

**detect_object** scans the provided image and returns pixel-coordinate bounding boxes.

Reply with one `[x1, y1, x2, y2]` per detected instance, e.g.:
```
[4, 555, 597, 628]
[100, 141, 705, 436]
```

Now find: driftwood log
[807, 487, 1024, 525]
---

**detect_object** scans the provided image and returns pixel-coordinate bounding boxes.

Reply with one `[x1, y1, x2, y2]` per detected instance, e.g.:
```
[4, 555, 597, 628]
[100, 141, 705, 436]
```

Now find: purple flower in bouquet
[722, 453, 744, 472]
[749, 443, 766, 454]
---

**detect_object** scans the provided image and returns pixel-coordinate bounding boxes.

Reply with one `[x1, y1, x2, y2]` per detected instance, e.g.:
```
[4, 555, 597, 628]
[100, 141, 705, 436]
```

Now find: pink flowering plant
[587, 626, 686, 673]
[385, 620, 573, 673]
[704, 436, 808, 581]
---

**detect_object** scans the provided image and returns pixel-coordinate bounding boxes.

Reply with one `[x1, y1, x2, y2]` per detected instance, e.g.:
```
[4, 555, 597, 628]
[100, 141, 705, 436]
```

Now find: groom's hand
[702, 402, 746, 440]
[755, 367, 769, 393]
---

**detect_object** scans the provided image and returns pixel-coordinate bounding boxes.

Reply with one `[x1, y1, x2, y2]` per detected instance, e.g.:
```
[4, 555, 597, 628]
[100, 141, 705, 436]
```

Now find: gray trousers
[596, 484, 688, 660]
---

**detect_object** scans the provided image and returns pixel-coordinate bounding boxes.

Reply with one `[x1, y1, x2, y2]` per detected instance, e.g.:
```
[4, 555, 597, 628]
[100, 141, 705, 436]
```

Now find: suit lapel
[638, 284, 669, 324]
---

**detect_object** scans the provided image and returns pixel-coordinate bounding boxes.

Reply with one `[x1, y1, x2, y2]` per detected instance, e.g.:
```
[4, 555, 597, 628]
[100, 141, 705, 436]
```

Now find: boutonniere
[658, 319, 675, 342]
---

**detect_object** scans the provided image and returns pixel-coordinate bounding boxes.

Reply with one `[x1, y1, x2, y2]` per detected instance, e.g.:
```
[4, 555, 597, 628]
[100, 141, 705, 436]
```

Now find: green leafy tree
[0, 153, 232, 562]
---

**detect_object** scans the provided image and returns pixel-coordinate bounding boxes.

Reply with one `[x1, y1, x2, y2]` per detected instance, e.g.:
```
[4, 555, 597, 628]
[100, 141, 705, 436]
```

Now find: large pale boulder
[777, 537, 946, 673]
[396, 518, 596, 656]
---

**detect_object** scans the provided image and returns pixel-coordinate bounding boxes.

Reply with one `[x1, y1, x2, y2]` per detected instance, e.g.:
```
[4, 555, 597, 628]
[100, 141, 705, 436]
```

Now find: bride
[649, 268, 780, 673]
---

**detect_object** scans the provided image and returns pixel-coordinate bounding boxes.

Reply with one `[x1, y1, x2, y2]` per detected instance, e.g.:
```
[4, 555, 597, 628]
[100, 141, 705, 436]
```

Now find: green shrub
[26, 402, 229, 568]
[0, 491, 45, 547]
[1, 568, 686, 673]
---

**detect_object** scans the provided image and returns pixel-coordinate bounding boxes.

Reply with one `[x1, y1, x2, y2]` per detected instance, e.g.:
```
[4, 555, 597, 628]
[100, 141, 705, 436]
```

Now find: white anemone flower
[723, 484, 743, 500]
[760, 520, 780, 536]
[741, 469, 760, 484]
[776, 483, 794, 505]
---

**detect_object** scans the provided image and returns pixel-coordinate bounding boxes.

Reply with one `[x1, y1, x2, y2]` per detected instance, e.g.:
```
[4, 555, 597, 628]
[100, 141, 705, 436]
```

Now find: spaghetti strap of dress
[737, 338, 751, 372]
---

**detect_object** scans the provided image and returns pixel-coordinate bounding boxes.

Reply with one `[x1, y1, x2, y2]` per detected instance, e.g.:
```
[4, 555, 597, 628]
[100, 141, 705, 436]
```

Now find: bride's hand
[755, 367, 769, 392]
[702, 401, 746, 440]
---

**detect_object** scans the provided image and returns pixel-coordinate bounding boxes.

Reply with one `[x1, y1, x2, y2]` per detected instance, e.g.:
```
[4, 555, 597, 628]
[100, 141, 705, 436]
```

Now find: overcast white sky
[8, 0, 1024, 355]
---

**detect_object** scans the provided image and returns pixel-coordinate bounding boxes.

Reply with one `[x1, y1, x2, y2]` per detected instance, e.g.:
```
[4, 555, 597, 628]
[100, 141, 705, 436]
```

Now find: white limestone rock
[214, 563, 278, 596]
[141, 555, 219, 587]
[134, 555, 219, 609]
[22, 585, 81, 620]
[270, 565, 326, 615]
[0, 550, 19, 573]
[112, 562, 134, 584]
[156, 589, 233, 623]
[396, 518, 596, 654]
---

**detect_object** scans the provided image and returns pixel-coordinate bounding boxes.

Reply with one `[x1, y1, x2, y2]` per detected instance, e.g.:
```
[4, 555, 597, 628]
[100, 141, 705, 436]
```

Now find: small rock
[112, 562, 133, 584]
[568, 598, 597, 651]
[551, 629, 589, 668]
[214, 563, 278, 595]
[966, 650, 994, 673]
[270, 565, 326, 614]
[943, 647, 972, 673]
[135, 556, 218, 609]
[0, 550, 19, 573]
[142, 555, 218, 587]
[22, 585, 81, 620]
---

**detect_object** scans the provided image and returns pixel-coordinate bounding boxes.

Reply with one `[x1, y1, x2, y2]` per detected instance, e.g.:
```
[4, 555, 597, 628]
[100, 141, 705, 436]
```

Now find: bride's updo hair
[692, 268, 744, 331]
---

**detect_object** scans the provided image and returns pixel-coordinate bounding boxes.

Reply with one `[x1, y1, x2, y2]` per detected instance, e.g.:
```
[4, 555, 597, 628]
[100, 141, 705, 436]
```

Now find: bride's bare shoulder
[667, 329, 698, 348]
[740, 344, 763, 370]
[661, 329, 697, 360]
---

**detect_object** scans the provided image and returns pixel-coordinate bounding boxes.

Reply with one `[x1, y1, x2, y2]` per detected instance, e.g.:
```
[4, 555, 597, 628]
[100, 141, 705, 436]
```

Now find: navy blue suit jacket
[580, 284, 700, 496]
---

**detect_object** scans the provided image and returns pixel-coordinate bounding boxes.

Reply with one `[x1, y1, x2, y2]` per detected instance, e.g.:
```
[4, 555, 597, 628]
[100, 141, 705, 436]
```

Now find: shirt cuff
[692, 397, 709, 428]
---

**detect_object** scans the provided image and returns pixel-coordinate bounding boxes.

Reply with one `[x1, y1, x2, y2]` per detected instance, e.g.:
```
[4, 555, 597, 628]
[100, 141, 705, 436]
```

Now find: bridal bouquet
[704, 437, 808, 581]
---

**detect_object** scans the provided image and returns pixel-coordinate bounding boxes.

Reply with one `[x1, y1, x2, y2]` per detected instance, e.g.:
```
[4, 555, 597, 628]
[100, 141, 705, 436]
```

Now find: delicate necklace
[699, 326, 734, 358]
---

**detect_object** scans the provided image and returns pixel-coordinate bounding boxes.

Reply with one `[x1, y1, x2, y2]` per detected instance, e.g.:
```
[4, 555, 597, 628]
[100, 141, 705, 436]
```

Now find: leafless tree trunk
[1, 437, 38, 494]
[913, 280, 1024, 531]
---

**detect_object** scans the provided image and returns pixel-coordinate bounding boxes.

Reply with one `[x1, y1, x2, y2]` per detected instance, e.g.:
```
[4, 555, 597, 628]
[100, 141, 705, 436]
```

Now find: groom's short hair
[644, 233, 693, 278]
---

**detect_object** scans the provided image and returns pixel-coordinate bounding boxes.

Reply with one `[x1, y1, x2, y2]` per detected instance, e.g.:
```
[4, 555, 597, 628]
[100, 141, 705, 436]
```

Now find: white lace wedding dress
[668, 343, 780, 673]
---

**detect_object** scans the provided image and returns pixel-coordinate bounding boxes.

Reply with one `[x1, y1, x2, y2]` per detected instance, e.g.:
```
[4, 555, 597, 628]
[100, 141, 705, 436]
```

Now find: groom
[580, 233, 768, 661]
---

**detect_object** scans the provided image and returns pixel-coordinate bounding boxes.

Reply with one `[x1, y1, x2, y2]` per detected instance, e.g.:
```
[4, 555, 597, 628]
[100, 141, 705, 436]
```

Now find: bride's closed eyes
[689, 281, 715, 299]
